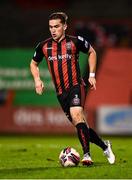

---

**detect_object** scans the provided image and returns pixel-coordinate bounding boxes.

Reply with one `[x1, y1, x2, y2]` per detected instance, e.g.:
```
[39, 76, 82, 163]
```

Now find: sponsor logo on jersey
[48, 54, 75, 61]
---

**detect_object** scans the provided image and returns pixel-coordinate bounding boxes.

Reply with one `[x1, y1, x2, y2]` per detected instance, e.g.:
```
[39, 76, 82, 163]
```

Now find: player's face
[49, 19, 67, 42]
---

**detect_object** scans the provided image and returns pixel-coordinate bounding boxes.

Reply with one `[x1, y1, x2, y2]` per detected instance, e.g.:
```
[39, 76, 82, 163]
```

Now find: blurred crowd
[0, 0, 132, 48]
[74, 20, 132, 49]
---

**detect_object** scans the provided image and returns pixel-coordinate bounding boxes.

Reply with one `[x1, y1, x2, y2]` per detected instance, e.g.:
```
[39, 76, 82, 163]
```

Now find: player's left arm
[88, 45, 97, 90]
[77, 36, 97, 90]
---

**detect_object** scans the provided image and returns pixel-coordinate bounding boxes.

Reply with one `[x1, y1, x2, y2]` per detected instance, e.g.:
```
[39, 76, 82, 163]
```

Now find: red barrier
[0, 106, 74, 134]
[85, 48, 132, 129]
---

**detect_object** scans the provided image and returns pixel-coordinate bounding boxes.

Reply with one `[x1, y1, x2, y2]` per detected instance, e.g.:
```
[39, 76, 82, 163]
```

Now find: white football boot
[103, 140, 115, 164]
[81, 153, 93, 166]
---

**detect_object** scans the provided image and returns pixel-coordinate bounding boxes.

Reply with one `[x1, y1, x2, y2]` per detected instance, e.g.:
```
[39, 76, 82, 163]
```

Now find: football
[59, 147, 80, 167]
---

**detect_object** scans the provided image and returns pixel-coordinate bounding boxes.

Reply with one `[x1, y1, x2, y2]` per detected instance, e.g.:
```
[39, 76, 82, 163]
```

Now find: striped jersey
[33, 35, 90, 94]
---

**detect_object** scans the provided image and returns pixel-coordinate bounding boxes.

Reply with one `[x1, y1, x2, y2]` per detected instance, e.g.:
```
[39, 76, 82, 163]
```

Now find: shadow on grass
[0, 166, 61, 173]
[0, 161, 106, 174]
[0, 166, 62, 178]
[0, 162, 110, 179]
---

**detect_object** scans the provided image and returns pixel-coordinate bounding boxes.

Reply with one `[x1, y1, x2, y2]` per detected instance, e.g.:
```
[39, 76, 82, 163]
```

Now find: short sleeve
[32, 42, 44, 62]
[77, 36, 90, 53]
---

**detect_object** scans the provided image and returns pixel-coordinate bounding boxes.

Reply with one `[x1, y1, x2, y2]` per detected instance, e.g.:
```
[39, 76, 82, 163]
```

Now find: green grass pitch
[0, 135, 131, 179]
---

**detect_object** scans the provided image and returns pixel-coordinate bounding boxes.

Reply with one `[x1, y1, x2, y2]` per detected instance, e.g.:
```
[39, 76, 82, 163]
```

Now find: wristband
[89, 72, 95, 78]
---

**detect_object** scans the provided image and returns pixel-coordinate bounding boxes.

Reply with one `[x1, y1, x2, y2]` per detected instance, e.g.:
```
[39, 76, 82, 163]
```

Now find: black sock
[89, 128, 107, 150]
[76, 122, 90, 155]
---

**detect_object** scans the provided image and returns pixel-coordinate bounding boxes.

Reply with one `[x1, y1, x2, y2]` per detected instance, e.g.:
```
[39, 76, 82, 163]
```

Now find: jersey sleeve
[32, 42, 44, 62]
[77, 36, 90, 53]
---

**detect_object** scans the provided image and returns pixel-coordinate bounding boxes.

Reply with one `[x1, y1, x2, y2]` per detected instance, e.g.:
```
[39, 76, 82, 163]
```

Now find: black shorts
[57, 84, 86, 122]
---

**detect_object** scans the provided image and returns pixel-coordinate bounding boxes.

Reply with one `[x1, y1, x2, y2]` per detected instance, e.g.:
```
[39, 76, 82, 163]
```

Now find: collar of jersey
[52, 35, 66, 43]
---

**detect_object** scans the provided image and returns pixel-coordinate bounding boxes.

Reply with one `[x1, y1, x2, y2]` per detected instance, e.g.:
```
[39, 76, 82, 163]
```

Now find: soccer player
[30, 12, 115, 166]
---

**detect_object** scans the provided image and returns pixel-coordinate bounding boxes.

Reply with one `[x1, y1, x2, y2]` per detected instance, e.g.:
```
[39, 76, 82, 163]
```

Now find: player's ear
[63, 23, 67, 31]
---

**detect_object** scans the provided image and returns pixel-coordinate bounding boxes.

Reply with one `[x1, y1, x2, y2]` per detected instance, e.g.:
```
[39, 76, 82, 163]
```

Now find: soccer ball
[59, 147, 80, 167]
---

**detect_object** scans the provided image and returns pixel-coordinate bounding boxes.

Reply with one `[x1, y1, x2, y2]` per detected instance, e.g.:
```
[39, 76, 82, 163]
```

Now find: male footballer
[30, 12, 115, 166]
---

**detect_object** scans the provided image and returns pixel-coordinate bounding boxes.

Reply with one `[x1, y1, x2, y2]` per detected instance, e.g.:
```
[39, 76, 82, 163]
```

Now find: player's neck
[56, 34, 66, 43]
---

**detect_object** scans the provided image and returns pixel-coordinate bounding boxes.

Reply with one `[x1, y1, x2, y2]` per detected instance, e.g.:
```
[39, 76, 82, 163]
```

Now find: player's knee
[70, 107, 85, 126]
[71, 111, 81, 121]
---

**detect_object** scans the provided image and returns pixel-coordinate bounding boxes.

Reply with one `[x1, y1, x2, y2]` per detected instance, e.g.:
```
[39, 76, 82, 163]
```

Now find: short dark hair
[49, 12, 68, 24]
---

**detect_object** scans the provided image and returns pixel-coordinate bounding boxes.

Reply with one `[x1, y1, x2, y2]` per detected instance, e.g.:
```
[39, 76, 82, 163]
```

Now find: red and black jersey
[33, 35, 90, 95]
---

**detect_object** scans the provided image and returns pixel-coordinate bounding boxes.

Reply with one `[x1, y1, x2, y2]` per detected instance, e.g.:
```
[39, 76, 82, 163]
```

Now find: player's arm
[77, 36, 97, 90]
[30, 59, 44, 95]
[30, 42, 44, 95]
[88, 45, 97, 90]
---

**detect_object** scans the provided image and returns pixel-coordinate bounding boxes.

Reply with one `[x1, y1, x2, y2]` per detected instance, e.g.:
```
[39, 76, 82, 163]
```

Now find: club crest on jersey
[66, 42, 71, 50]
[72, 94, 80, 105]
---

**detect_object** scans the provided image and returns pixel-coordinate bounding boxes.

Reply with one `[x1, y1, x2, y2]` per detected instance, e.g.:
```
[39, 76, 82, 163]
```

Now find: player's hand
[88, 77, 96, 90]
[34, 79, 44, 95]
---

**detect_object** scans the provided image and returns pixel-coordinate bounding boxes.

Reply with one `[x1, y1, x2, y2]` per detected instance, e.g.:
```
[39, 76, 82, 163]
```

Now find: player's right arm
[30, 42, 44, 95]
[30, 60, 44, 95]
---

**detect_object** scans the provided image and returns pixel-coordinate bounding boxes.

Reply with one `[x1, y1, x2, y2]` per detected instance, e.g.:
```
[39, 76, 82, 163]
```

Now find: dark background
[0, 0, 132, 48]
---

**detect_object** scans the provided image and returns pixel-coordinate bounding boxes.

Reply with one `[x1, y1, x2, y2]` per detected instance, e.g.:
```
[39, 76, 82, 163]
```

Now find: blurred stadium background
[0, 0, 132, 135]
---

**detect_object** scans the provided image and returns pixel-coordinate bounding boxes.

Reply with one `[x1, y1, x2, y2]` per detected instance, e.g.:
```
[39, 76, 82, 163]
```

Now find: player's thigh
[57, 93, 73, 122]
